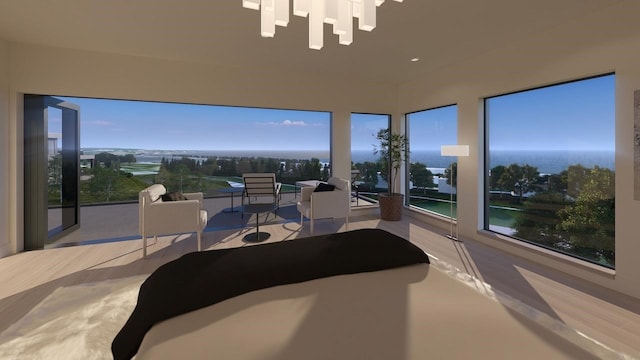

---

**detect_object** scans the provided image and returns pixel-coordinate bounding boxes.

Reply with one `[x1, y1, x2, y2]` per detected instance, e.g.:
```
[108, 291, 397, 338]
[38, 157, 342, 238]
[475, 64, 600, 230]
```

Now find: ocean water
[132, 149, 331, 164]
[490, 150, 614, 174]
[352, 149, 614, 175]
[101, 148, 614, 176]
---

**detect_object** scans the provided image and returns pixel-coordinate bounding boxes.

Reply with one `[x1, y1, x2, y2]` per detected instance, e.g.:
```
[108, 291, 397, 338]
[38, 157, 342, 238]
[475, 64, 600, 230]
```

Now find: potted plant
[374, 128, 409, 221]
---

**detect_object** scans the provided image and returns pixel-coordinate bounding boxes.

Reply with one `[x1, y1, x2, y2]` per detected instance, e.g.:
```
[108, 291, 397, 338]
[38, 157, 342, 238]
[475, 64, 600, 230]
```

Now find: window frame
[483, 73, 616, 268]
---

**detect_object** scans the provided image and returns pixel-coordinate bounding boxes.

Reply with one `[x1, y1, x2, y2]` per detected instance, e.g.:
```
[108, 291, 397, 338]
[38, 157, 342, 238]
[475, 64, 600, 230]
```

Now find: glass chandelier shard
[242, 0, 403, 50]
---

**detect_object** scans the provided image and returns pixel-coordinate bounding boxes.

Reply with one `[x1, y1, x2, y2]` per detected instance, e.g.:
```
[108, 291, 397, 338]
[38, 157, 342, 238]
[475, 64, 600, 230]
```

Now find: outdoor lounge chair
[138, 184, 208, 257]
[297, 176, 350, 235]
[241, 173, 282, 221]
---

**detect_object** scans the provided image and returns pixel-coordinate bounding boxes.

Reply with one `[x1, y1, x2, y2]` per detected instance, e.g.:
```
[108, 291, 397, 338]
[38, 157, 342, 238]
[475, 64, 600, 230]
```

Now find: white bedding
[136, 263, 609, 360]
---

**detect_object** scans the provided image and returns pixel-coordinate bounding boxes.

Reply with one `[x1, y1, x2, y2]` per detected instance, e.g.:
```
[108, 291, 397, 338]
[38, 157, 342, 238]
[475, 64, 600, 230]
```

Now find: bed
[113, 229, 607, 360]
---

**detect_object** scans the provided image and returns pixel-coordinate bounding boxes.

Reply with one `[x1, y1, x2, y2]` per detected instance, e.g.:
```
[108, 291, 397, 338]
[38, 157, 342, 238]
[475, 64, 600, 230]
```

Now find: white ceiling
[0, 0, 622, 84]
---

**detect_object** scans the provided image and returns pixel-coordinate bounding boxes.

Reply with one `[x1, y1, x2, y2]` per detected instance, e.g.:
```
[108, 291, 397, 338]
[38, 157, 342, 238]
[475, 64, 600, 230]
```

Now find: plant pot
[379, 193, 404, 221]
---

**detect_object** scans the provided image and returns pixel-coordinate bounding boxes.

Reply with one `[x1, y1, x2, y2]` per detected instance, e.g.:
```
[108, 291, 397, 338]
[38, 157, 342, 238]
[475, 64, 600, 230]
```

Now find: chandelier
[242, 0, 403, 50]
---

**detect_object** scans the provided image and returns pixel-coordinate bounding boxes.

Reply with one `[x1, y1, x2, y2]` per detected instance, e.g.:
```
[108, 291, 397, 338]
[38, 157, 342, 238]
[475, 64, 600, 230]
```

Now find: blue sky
[350, 109, 458, 152]
[407, 105, 458, 151]
[350, 113, 390, 151]
[53, 73, 614, 152]
[59, 97, 331, 151]
[488, 74, 615, 151]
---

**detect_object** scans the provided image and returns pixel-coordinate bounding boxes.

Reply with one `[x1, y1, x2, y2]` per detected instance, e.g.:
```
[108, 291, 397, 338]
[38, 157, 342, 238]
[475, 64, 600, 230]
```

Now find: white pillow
[327, 177, 346, 191]
[145, 184, 167, 202]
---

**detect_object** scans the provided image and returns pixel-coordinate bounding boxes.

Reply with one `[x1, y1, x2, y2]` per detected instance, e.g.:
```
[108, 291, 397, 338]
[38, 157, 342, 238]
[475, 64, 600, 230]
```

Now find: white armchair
[139, 184, 208, 258]
[296, 177, 350, 235]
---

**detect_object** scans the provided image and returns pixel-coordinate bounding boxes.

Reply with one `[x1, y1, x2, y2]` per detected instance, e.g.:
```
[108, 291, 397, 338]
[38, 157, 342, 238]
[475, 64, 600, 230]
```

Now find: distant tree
[358, 161, 380, 186]
[200, 160, 217, 176]
[216, 158, 236, 176]
[95, 152, 119, 168]
[47, 155, 63, 204]
[155, 162, 171, 185]
[321, 163, 330, 181]
[194, 173, 206, 192]
[302, 158, 322, 180]
[489, 165, 506, 190]
[377, 156, 389, 186]
[546, 173, 566, 193]
[122, 154, 136, 164]
[443, 162, 458, 187]
[557, 166, 615, 265]
[410, 162, 434, 192]
[497, 163, 539, 202]
[174, 164, 191, 193]
[563, 164, 589, 198]
[237, 158, 252, 175]
[48, 155, 62, 186]
[508, 164, 615, 266]
[88, 163, 120, 202]
[512, 192, 566, 248]
[264, 158, 280, 173]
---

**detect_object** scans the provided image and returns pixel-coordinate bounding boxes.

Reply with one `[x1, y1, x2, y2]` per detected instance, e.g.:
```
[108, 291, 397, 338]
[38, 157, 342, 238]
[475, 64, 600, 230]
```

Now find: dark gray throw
[111, 228, 429, 360]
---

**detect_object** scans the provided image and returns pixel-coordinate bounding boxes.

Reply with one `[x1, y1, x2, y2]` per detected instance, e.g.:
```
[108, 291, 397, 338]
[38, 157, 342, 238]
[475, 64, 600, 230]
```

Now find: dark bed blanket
[111, 228, 429, 360]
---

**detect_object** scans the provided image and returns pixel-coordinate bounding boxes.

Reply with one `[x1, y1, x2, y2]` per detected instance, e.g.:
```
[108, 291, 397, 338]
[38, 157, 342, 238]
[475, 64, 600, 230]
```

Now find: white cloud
[282, 119, 306, 126]
[258, 119, 308, 127]
[85, 120, 114, 126]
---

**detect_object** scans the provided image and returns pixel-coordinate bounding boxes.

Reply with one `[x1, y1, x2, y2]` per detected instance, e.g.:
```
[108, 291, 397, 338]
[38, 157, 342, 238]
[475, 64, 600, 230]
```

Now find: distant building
[80, 154, 95, 170]
[437, 176, 457, 195]
[47, 133, 62, 157]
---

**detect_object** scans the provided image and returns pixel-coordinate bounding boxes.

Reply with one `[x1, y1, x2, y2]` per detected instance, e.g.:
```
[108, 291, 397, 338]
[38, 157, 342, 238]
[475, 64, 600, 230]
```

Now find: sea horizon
[82, 148, 615, 175]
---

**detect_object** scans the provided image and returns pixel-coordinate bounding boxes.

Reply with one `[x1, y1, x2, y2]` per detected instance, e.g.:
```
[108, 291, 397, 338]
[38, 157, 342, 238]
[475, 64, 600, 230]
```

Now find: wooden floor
[1, 211, 640, 358]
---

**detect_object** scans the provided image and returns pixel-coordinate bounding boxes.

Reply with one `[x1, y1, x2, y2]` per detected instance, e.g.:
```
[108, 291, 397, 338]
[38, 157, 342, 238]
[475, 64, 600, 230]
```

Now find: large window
[406, 105, 458, 218]
[58, 96, 332, 203]
[350, 113, 390, 205]
[485, 74, 615, 268]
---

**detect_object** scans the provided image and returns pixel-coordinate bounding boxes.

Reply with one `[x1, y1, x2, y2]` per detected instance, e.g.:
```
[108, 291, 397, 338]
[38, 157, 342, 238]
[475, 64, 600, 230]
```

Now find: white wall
[1, 42, 397, 257]
[398, 0, 640, 298]
[8, 43, 397, 113]
[0, 40, 9, 257]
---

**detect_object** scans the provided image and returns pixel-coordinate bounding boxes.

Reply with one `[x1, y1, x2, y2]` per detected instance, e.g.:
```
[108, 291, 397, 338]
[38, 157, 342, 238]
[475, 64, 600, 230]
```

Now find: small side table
[242, 203, 277, 242]
[219, 187, 245, 213]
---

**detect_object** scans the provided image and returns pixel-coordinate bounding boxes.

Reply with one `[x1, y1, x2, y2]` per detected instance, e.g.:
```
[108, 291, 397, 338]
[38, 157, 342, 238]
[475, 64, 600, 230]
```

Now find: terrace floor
[47, 191, 375, 247]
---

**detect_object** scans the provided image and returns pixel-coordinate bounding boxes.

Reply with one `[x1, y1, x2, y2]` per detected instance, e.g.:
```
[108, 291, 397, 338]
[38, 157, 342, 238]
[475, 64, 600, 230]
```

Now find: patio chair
[297, 176, 350, 235]
[241, 173, 282, 222]
[139, 184, 208, 258]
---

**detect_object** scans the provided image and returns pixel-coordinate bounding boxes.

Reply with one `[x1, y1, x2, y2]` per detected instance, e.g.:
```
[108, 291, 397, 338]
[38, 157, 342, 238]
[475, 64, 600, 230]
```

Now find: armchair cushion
[314, 183, 335, 192]
[161, 191, 187, 201]
[198, 209, 209, 230]
[144, 184, 166, 203]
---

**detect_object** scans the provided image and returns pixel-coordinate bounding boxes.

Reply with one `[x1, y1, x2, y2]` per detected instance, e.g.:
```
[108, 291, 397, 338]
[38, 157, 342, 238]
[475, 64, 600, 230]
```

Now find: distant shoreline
[83, 148, 615, 175]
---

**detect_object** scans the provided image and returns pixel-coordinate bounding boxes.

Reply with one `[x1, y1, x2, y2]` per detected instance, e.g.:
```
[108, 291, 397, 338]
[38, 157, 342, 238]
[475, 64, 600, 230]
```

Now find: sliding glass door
[24, 95, 80, 249]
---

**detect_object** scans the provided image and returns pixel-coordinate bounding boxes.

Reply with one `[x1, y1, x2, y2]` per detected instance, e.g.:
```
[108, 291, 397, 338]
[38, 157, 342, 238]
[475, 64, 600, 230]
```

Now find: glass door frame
[24, 95, 80, 250]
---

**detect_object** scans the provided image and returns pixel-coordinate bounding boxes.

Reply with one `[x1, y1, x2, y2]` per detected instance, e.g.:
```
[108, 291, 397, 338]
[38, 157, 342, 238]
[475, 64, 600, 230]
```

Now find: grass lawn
[488, 206, 519, 227]
[119, 163, 160, 174]
[411, 199, 455, 218]
[409, 197, 518, 228]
